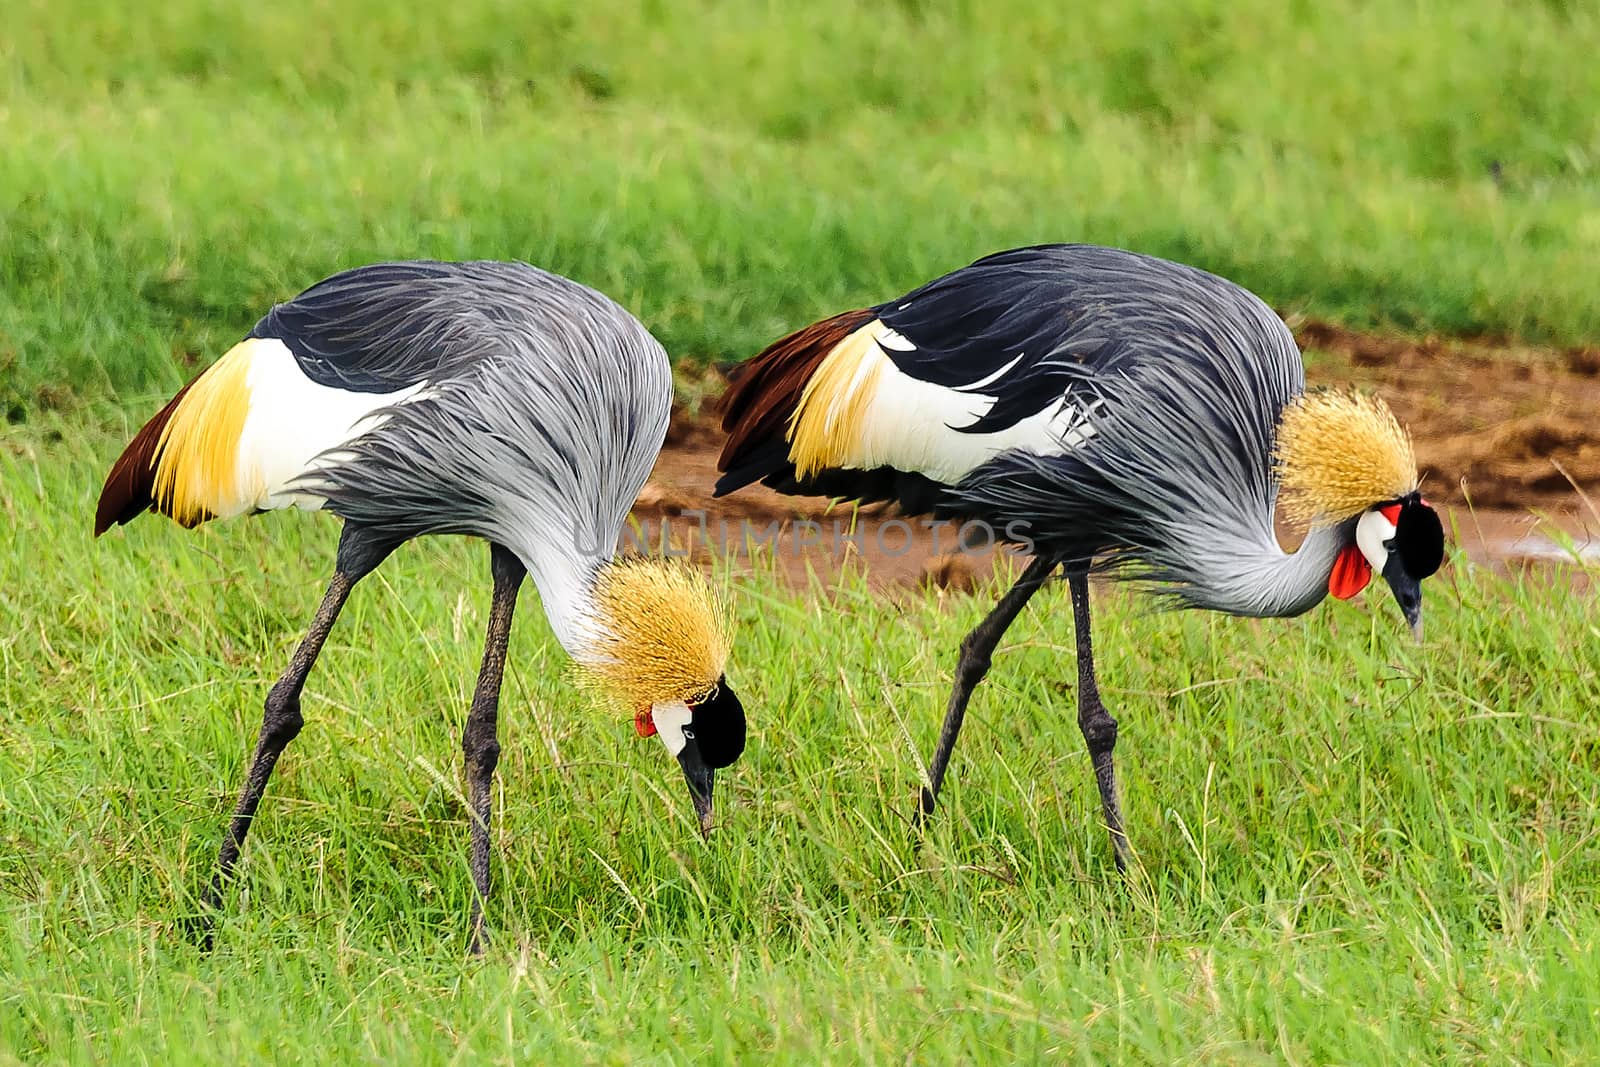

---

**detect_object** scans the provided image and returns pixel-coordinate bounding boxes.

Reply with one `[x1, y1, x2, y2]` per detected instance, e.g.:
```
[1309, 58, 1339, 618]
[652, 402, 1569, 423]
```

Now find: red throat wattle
[634, 708, 657, 738]
[1328, 542, 1372, 599]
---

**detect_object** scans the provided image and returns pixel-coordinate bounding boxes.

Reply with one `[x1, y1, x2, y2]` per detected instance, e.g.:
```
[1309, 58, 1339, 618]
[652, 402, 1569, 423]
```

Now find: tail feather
[93, 380, 199, 536]
[711, 438, 791, 498]
[715, 307, 873, 494]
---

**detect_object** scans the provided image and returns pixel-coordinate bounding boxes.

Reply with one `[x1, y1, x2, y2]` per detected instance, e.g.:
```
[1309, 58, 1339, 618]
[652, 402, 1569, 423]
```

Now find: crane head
[635, 677, 746, 837]
[1353, 493, 1445, 640]
[574, 556, 743, 835]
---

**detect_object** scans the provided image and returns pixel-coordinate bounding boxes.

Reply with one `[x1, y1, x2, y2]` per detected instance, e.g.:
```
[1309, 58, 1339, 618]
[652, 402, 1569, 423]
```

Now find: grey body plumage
[921, 247, 1335, 618]
[889, 245, 1327, 617]
[278, 260, 671, 647]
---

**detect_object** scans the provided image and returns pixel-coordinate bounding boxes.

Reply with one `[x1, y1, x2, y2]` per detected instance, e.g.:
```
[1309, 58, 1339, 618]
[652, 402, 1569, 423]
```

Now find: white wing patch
[231, 337, 430, 515]
[848, 336, 1096, 484]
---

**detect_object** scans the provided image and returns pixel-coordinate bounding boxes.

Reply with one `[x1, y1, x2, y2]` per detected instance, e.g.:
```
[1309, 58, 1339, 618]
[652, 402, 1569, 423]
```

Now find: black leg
[194, 524, 396, 949]
[1068, 569, 1130, 871]
[464, 543, 526, 955]
[919, 554, 1060, 820]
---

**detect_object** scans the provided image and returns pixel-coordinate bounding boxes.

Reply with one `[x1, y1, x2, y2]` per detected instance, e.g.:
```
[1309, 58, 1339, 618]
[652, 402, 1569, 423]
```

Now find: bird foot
[912, 786, 939, 831]
[468, 912, 490, 957]
[180, 911, 219, 952]
[1107, 829, 1133, 875]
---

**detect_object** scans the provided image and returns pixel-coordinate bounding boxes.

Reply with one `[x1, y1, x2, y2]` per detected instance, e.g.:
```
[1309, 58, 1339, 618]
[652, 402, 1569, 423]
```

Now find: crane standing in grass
[715, 244, 1444, 869]
[95, 260, 748, 950]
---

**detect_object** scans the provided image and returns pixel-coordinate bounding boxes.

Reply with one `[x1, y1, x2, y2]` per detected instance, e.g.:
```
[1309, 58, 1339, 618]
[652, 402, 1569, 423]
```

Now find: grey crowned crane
[95, 260, 748, 950]
[714, 244, 1444, 870]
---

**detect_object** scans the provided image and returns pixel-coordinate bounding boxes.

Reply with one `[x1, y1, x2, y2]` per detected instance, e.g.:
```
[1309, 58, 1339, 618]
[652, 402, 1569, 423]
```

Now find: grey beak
[1382, 556, 1425, 644]
[677, 747, 716, 838]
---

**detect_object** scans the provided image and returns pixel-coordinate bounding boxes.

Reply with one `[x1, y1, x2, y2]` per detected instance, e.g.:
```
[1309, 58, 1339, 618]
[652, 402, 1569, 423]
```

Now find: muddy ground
[634, 322, 1600, 591]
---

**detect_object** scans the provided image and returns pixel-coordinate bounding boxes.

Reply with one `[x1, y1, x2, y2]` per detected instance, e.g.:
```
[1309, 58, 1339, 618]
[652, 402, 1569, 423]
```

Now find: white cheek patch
[651, 701, 693, 759]
[1355, 509, 1397, 572]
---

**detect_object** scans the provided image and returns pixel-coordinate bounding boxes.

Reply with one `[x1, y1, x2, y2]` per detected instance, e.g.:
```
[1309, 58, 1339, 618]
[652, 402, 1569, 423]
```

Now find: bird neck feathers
[1274, 390, 1418, 527]
[573, 557, 732, 710]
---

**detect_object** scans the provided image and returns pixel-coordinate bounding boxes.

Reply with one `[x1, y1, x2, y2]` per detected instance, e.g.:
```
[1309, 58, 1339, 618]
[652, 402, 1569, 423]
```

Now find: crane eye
[682, 728, 696, 741]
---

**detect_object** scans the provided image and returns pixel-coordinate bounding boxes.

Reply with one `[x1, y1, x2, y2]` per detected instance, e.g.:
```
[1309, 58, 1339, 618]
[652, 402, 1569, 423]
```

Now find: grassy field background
[5, 424, 1599, 1062]
[4, 0, 1600, 419]
[5, 1, 1600, 1062]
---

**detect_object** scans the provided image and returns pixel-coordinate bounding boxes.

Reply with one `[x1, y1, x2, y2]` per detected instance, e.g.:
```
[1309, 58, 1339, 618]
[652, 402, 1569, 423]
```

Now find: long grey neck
[1216, 519, 1351, 619]
[1267, 520, 1350, 617]
[500, 510, 612, 660]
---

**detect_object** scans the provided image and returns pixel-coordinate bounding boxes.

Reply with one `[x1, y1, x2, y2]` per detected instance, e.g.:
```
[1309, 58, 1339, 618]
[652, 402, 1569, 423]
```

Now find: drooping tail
[714, 307, 873, 496]
[93, 381, 198, 535]
[93, 341, 259, 535]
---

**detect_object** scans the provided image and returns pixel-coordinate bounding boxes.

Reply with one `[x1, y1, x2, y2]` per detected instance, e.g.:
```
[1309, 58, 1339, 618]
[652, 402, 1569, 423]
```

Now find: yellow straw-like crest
[1275, 389, 1418, 526]
[576, 557, 732, 710]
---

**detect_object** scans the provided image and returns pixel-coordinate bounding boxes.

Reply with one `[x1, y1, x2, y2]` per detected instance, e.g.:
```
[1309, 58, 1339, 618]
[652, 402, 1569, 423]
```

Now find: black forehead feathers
[1393, 494, 1445, 579]
[689, 676, 746, 770]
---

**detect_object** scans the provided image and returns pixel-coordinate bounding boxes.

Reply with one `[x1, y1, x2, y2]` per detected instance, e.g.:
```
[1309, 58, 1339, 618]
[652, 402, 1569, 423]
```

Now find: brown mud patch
[635, 321, 1600, 590]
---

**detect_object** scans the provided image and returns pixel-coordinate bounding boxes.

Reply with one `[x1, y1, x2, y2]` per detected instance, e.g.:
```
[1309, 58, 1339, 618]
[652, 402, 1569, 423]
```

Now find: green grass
[6, 4, 1600, 1060]
[4, 0, 1600, 417]
[5, 419, 1599, 1062]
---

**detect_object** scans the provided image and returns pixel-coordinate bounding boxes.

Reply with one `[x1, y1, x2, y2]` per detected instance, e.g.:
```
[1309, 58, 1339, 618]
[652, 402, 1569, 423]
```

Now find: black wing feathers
[249, 260, 497, 393]
[872, 245, 1204, 436]
[875, 244, 1286, 438]
[875, 256, 1100, 435]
